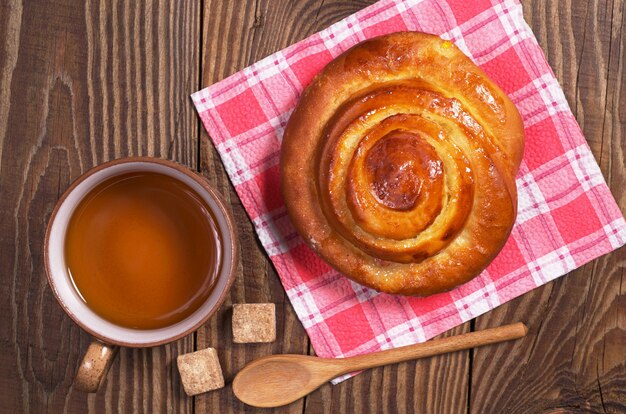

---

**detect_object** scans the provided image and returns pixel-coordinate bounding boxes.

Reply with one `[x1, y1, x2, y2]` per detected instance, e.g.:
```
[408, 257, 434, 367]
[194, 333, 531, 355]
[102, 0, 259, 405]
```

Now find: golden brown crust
[280, 32, 524, 296]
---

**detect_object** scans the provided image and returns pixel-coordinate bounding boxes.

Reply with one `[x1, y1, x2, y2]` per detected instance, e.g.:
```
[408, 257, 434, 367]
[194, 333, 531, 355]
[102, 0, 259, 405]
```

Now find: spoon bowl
[233, 355, 341, 407]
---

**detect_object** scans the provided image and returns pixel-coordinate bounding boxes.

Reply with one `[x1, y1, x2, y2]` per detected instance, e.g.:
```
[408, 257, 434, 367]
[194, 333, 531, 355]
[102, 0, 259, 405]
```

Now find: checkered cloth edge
[192, 0, 626, 383]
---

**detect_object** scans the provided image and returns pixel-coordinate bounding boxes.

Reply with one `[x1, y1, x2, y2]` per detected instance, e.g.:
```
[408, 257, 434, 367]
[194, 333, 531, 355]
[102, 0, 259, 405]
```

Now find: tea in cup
[45, 158, 238, 392]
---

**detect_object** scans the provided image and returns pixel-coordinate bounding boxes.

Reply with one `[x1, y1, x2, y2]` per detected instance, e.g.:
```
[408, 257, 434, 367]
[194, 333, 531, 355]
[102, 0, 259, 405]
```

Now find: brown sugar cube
[232, 303, 276, 343]
[177, 347, 224, 396]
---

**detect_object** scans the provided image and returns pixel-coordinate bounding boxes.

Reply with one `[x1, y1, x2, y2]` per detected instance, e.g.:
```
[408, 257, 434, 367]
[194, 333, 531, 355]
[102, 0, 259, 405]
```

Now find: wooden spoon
[233, 322, 528, 408]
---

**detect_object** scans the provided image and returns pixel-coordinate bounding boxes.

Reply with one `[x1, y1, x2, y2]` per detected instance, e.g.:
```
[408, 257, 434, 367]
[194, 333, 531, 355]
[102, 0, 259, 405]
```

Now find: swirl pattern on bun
[281, 32, 524, 296]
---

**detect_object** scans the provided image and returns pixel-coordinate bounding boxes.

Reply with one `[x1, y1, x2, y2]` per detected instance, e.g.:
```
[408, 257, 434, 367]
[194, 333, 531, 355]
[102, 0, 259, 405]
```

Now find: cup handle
[75, 341, 118, 392]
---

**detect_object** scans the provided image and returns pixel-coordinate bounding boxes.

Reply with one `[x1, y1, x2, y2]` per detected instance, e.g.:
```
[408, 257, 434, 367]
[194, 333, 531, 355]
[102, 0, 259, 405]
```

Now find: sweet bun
[280, 32, 524, 296]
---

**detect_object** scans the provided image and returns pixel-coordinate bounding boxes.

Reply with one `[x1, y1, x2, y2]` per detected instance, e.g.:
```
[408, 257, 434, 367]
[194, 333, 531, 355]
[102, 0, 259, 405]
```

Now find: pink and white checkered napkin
[193, 0, 626, 382]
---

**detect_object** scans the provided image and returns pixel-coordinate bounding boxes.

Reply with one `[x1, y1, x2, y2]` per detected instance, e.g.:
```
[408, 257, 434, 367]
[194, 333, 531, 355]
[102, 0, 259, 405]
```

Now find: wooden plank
[0, 1, 199, 412]
[471, 1, 626, 413]
[195, 1, 322, 412]
[197, 1, 470, 413]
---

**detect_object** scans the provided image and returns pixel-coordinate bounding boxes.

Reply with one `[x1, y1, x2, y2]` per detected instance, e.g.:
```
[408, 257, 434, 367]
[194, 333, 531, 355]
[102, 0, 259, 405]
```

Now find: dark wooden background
[1, 0, 624, 413]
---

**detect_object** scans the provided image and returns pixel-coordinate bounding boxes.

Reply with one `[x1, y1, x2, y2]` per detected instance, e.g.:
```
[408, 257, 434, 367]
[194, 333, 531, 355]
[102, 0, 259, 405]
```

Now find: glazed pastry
[280, 32, 524, 296]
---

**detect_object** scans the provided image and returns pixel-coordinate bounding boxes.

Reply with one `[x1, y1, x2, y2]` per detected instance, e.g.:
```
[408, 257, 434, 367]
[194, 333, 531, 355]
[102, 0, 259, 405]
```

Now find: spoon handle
[337, 322, 528, 374]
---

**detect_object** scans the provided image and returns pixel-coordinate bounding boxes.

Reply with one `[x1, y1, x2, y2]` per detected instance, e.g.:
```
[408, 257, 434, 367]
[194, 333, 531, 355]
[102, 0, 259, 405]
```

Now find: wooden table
[1, 1, 625, 413]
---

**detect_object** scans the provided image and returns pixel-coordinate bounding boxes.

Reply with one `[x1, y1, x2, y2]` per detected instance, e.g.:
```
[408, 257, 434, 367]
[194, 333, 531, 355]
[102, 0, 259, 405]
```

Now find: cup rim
[44, 157, 238, 347]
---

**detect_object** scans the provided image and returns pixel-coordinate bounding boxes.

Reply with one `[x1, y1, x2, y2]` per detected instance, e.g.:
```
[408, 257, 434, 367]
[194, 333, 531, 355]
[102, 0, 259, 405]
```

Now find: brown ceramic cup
[44, 158, 238, 392]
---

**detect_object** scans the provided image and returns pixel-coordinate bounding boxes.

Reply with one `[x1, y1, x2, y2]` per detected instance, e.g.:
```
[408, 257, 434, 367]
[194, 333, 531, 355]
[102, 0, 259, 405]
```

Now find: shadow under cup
[44, 158, 238, 391]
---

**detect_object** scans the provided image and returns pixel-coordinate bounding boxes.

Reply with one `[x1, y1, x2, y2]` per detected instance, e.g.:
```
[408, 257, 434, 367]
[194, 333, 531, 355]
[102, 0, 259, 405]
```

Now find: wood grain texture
[1, 0, 625, 413]
[0, 1, 199, 412]
[196, 1, 322, 413]
[471, 1, 626, 413]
